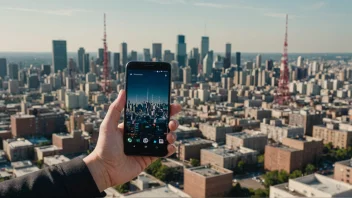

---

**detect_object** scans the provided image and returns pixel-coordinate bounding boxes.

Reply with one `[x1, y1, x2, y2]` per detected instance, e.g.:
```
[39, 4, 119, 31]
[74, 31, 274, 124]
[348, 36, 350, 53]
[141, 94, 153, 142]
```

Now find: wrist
[83, 152, 111, 192]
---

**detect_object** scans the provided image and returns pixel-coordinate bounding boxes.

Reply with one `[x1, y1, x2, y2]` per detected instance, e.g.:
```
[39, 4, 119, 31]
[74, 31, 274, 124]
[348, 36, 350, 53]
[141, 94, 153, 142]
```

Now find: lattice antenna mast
[103, 13, 110, 94]
[275, 14, 290, 105]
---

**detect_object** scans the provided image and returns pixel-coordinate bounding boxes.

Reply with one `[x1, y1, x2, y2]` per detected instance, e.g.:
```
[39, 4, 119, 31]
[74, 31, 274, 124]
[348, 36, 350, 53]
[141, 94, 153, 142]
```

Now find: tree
[114, 182, 130, 193]
[227, 183, 251, 197]
[237, 160, 245, 172]
[263, 170, 279, 188]
[290, 170, 302, 179]
[190, 158, 200, 167]
[36, 160, 43, 169]
[155, 165, 175, 182]
[257, 155, 264, 164]
[145, 159, 162, 175]
[305, 164, 315, 175]
[251, 189, 269, 198]
[278, 170, 289, 183]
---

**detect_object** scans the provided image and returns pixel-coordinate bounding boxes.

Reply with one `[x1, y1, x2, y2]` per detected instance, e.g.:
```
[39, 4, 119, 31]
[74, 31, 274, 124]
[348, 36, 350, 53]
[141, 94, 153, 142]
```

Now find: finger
[168, 120, 179, 131]
[170, 104, 182, 117]
[167, 132, 176, 144]
[165, 144, 176, 157]
[106, 90, 126, 123]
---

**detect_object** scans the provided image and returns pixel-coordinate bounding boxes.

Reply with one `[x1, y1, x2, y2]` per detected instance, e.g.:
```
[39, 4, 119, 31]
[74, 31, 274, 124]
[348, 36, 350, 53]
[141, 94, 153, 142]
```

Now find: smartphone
[124, 61, 171, 156]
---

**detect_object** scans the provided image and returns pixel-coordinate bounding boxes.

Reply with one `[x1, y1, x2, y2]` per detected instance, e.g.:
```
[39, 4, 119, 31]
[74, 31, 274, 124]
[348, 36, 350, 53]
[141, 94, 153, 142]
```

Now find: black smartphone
[124, 61, 171, 156]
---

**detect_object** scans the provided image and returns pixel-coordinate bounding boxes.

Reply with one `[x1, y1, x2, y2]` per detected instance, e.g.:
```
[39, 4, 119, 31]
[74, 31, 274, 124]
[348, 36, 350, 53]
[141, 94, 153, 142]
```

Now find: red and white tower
[102, 13, 110, 94]
[275, 14, 290, 105]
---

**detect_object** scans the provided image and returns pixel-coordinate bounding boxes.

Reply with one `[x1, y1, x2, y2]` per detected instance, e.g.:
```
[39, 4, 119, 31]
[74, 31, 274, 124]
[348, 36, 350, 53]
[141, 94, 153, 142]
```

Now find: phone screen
[124, 65, 170, 156]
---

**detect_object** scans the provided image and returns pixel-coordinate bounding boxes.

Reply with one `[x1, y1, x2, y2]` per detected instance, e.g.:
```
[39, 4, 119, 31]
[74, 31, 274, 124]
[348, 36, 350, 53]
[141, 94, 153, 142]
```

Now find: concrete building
[270, 174, 352, 198]
[200, 36, 209, 61]
[34, 145, 61, 161]
[174, 125, 201, 140]
[44, 155, 70, 166]
[8, 79, 19, 95]
[175, 138, 213, 161]
[183, 66, 191, 84]
[184, 165, 232, 198]
[260, 119, 304, 143]
[12, 160, 40, 177]
[11, 114, 36, 137]
[289, 109, 323, 136]
[3, 138, 34, 161]
[245, 108, 272, 121]
[313, 123, 352, 149]
[52, 131, 89, 155]
[199, 123, 233, 143]
[65, 91, 88, 109]
[52, 40, 67, 73]
[152, 43, 162, 61]
[122, 185, 190, 198]
[334, 159, 352, 185]
[265, 137, 323, 173]
[226, 131, 267, 153]
[202, 51, 213, 77]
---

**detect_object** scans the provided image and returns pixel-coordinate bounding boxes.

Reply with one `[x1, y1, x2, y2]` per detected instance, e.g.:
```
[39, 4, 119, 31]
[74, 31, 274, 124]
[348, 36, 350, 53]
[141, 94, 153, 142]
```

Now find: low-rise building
[174, 125, 201, 140]
[52, 131, 89, 155]
[334, 159, 352, 185]
[201, 146, 258, 169]
[3, 138, 34, 162]
[270, 174, 352, 198]
[175, 138, 213, 161]
[11, 160, 40, 178]
[226, 130, 267, 153]
[44, 155, 70, 166]
[34, 145, 61, 161]
[313, 122, 352, 149]
[199, 123, 233, 143]
[184, 165, 232, 198]
[260, 119, 304, 143]
[122, 185, 190, 198]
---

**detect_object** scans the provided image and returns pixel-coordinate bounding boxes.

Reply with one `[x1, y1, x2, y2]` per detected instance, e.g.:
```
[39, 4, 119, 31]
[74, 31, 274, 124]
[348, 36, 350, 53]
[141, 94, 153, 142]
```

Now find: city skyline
[0, 0, 351, 53]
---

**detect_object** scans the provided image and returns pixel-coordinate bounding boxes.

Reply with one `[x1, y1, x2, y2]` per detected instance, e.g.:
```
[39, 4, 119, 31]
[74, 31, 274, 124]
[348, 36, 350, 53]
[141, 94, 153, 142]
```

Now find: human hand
[83, 90, 181, 192]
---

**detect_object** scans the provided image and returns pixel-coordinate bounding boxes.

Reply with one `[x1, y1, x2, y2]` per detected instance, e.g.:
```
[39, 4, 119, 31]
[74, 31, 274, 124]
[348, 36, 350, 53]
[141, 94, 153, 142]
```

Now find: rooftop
[14, 166, 40, 177]
[188, 165, 232, 177]
[35, 145, 60, 152]
[203, 146, 257, 157]
[176, 138, 213, 146]
[44, 155, 70, 166]
[268, 143, 300, 152]
[11, 160, 33, 169]
[6, 138, 33, 148]
[227, 131, 266, 139]
[12, 114, 35, 119]
[54, 133, 72, 139]
[122, 185, 190, 198]
[335, 159, 352, 167]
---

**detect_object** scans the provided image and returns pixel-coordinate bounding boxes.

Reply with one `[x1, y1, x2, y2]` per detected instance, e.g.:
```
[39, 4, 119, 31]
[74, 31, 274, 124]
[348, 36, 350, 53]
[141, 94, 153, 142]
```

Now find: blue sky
[0, 0, 351, 53]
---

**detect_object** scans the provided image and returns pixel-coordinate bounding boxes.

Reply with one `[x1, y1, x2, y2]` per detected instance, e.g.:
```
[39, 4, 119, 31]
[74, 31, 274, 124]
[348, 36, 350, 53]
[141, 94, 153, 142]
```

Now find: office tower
[213, 55, 223, 69]
[256, 54, 262, 68]
[224, 43, 231, 69]
[41, 64, 51, 76]
[8, 79, 19, 94]
[143, 48, 151, 62]
[90, 58, 97, 74]
[265, 59, 274, 71]
[188, 58, 197, 76]
[28, 74, 39, 89]
[130, 50, 137, 61]
[113, 53, 120, 73]
[297, 56, 304, 67]
[107, 51, 111, 67]
[176, 35, 187, 67]
[190, 48, 200, 64]
[77, 47, 85, 72]
[183, 66, 191, 84]
[171, 61, 179, 81]
[7, 63, 19, 80]
[52, 40, 67, 73]
[212, 68, 222, 82]
[120, 42, 128, 71]
[152, 43, 162, 61]
[201, 36, 209, 60]
[163, 50, 174, 63]
[202, 50, 213, 77]
[18, 69, 26, 86]
[236, 52, 241, 69]
[98, 48, 104, 65]
[83, 53, 90, 74]
[0, 58, 6, 78]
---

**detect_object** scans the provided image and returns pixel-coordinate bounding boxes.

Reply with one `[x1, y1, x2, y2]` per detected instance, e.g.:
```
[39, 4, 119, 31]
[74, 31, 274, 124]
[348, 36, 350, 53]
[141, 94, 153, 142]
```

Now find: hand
[83, 90, 181, 192]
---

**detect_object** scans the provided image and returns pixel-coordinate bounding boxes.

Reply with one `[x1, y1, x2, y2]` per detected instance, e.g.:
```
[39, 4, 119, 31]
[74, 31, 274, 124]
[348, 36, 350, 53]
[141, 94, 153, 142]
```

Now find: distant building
[152, 43, 162, 61]
[8, 80, 19, 95]
[270, 174, 352, 198]
[289, 110, 323, 136]
[245, 108, 272, 121]
[52, 131, 89, 155]
[52, 40, 67, 73]
[201, 146, 258, 170]
[12, 160, 39, 177]
[334, 159, 352, 185]
[236, 52, 241, 68]
[0, 58, 6, 78]
[226, 131, 268, 153]
[122, 185, 190, 198]
[183, 66, 191, 84]
[3, 138, 34, 162]
[97, 48, 104, 65]
[199, 123, 233, 143]
[184, 165, 232, 198]
[65, 91, 88, 109]
[143, 48, 151, 62]
[224, 43, 231, 69]
[11, 114, 36, 137]
[260, 119, 304, 143]
[120, 42, 128, 71]
[200, 36, 209, 61]
[113, 53, 120, 73]
[7, 63, 19, 80]
[256, 54, 262, 68]
[202, 51, 213, 77]
[313, 123, 352, 149]
[176, 35, 187, 67]
[130, 50, 137, 61]
[163, 50, 174, 63]
[175, 138, 213, 161]
[77, 47, 85, 72]
[44, 155, 70, 166]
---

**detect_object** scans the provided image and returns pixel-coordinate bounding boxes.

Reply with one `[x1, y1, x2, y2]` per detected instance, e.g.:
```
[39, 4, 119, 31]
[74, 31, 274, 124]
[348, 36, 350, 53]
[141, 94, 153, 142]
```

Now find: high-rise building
[163, 50, 174, 63]
[52, 40, 67, 73]
[170, 61, 179, 81]
[201, 36, 209, 60]
[41, 64, 51, 76]
[190, 48, 200, 64]
[98, 48, 104, 65]
[297, 56, 304, 67]
[188, 58, 197, 76]
[265, 59, 274, 71]
[183, 66, 191, 84]
[28, 74, 39, 89]
[7, 63, 19, 80]
[256, 54, 262, 68]
[90, 58, 96, 74]
[77, 47, 85, 72]
[0, 58, 6, 78]
[236, 52, 241, 69]
[176, 35, 187, 67]
[130, 50, 137, 61]
[143, 48, 151, 62]
[224, 43, 231, 69]
[120, 42, 128, 71]
[83, 54, 90, 74]
[113, 53, 120, 73]
[152, 43, 162, 61]
[202, 50, 213, 77]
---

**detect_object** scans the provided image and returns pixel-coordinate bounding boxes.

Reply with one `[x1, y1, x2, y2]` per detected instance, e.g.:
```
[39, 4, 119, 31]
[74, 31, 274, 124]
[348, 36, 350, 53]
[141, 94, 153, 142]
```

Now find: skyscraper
[223, 43, 231, 69]
[201, 36, 209, 60]
[143, 48, 151, 61]
[7, 63, 19, 80]
[190, 48, 200, 64]
[0, 58, 6, 78]
[203, 50, 213, 77]
[120, 42, 128, 71]
[113, 53, 120, 73]
[176, 35, 187, 67]
[188, 58, 197, 76]
[83, 53, 90, 74]
[265, 59, 274, 71]
[52, 40, 67, 73]
[152, 43, 162, 61]
[130, 51, 137, 61]
[98, 48, 104, 65]
[236, 52, 241, 69]
[297, 56, 304, 67]
[163, 50, 174, 63]
[77, 47, 85, 72]
[183, 66, 191, 84]
[256, 54, 262, 68]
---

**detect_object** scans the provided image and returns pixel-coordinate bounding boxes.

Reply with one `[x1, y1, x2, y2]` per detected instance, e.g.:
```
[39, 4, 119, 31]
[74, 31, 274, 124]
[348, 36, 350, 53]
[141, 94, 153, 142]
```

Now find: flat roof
[188, 165, 231, 177]
[11, 160, 33, 169]
[54, 133, 72, 139]
[44, 155, 70, 166]
[227, 131, 267, 139]
[176, 138, 213, 146]
[12, 114, 35, 118]
[35, 145, 60, 152]
[123, 185, 190, 197]
[335, 159, 352, 167]
[7, 139, 33, 148]
[268, 144, 300, 152]
[14, 166, 40, 177]
[203, 146, 257, 157]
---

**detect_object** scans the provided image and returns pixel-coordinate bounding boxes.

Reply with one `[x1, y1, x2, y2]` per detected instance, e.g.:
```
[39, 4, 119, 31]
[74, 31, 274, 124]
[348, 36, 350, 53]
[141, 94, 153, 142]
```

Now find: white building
[183, 66, 191, 84]
[270, 174, 352, 198]
[260, 119, 304, 143]
[202, 51, 213, 77]
[8, 79, 19, 94]
[65, 91, 88, 109]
